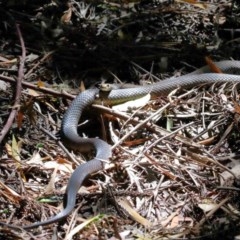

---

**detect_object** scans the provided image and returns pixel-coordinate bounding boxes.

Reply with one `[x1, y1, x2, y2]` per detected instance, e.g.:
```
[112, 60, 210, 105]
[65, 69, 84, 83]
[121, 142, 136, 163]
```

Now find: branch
[0, 24, 26, 143]
[0, 74, 74, 100]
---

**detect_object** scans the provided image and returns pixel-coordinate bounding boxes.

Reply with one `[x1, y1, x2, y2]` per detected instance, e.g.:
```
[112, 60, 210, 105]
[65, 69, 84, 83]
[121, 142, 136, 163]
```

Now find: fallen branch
[0, 25, 26, 143]
[0, 75, 74, 100]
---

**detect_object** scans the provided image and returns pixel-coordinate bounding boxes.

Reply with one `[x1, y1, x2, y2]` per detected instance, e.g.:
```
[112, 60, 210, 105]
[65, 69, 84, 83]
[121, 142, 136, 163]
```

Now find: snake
[1, 60, 240, 230]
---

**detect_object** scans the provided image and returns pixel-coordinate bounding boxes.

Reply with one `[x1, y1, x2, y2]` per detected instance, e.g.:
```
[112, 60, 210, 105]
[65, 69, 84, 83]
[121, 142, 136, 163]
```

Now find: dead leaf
[220, 164, 240, 186]
[61, 7, 72, 24]
[43, 157, 73, 173]
[0, 57, 18, 67]
[161, 210, 179, 227]
[43, 163, 59, 195]
[0, 80, 8, 90]
[26, 151, 44, 165]
[65, 214, 103, 240]
[169, 215, 193, 228]
[80, 81, 86, 92]
[11, 135, 21, 162]
[233, 100, 240, 115]
[25, 53, 39, 62]
[37, 79, 45, 88]
[27, 88, 40, 97]
[198, 199, 218, 213]
[176, 0, 207, 9]
[5, 135, 21, 162]
[123, 137, 150, 147]
[17, 111, 24, 129]
[0, 55, 11, 62]
[117, 198, 152, 227]
[43, 157, 73, 194]
[205, 56, 222, 73]
[20, 99, 36, 124]
[112, 94, 150, 111]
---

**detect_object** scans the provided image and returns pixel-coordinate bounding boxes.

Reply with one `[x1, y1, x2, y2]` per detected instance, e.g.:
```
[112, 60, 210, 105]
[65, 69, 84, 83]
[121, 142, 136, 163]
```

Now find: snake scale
[1, 60, 240, 230]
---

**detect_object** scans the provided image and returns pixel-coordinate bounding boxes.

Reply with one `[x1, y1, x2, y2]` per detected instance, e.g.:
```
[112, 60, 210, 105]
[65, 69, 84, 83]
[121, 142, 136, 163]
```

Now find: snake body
[2, 61, 240, 230]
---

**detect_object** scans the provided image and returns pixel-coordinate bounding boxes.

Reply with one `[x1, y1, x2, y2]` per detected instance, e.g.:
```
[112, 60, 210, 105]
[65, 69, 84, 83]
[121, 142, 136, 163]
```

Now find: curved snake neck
[1, 60, 240, 230]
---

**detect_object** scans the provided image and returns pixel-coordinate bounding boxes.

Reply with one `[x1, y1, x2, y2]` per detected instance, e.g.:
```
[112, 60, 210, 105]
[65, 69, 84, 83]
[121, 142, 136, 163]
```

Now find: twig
[196, 197, 230, 228]
[92, 104, 201, 148]
[217, 186, 240, 191]
[0, 25, 26, 143]
[131, 61, 163, 83]
[39, 126, 80, 166]
[111, 103, 171, 150]
[0, 74, 74, 100]
[24, 51, 55, 78]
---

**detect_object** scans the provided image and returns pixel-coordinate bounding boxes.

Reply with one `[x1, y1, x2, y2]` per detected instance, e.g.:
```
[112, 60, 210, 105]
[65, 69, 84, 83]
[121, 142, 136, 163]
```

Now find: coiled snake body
[2, 60, 240, 230]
